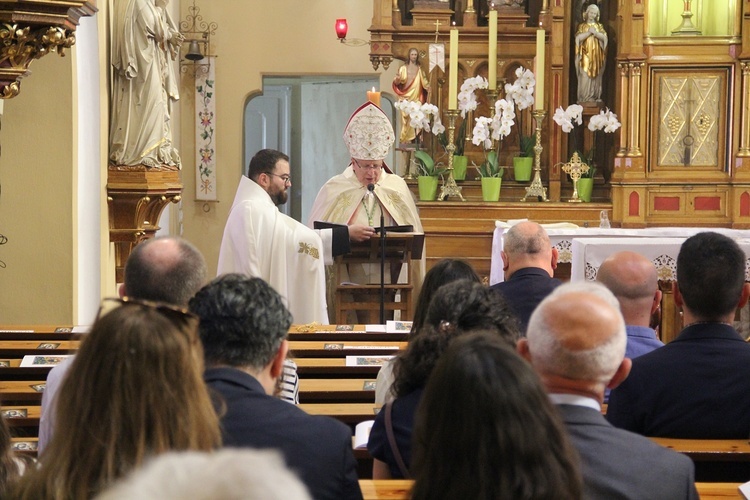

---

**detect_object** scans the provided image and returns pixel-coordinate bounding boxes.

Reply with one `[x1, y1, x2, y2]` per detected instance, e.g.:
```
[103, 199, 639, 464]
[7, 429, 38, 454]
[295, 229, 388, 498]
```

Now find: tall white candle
[449, 27, 458, 110]
[488, 10, 497, 90]
[535, 29, 545, 110]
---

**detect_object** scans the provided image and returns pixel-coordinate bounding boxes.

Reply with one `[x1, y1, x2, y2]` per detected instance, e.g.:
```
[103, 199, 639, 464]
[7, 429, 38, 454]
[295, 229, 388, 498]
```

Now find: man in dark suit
[519, 282, 697, 499]
[608, 232, 750, 439]
[189, 274, 362, 500]
[490, 221, 561, 333]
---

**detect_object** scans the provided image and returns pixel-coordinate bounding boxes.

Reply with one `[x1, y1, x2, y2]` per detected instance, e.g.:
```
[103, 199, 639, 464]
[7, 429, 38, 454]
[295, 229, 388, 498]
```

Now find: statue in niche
[392, 48, 430, 144]
[110, 0, 184, 169]
[574, 3, 608, 104]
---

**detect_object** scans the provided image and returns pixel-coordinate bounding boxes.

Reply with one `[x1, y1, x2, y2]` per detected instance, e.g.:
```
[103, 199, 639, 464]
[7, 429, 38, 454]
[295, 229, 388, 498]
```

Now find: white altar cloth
[490, 224, 750, 285]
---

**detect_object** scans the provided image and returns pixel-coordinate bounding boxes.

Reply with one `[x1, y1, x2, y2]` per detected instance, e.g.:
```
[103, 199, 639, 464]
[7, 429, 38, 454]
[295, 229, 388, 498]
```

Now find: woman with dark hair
[368, 280, 519, 478]
[411, 331, 582, 499]
[13, 300, 222, 499]
[374, 258, 481, 405]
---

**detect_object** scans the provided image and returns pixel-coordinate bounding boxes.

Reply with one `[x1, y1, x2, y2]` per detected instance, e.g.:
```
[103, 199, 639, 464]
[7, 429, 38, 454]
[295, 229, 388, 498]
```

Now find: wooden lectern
[333, 233, 424, 325]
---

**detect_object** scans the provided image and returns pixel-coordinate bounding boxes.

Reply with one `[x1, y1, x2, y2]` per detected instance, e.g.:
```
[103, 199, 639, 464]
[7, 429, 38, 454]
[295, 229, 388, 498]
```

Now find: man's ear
[738, 283, 750, 310]
[672, 281, 683, 310]
[606, 357, 632, 390]
[550, 247, 559, 271]
[269, 340, 289, 380]
[501, 251, 509, 272]
[517, 338, 532, 362]
[118, 283, 127, 298]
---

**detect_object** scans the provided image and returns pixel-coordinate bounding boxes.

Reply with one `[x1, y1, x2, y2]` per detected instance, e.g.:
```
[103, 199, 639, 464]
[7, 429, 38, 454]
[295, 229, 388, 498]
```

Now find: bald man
[490, 221, 561, 332]
[519, 282, 697, 499]
[597, 251, 664, 360]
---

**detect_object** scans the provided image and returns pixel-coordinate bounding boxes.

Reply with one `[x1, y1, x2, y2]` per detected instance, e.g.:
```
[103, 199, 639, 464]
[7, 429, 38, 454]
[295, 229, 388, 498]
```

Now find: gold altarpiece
[369, 0, 750, 230]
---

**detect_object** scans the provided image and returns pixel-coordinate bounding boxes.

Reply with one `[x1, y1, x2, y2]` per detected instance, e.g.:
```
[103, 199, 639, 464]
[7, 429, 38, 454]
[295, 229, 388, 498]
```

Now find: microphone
[367, 183, 375, 193]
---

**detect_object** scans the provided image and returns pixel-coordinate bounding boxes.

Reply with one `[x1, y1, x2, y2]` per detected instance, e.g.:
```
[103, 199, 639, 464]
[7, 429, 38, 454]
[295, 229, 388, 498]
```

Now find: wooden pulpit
[333, 233, 424, 325]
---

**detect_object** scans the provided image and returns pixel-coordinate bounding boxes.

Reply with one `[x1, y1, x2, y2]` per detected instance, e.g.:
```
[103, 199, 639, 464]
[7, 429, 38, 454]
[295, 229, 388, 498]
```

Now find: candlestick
[438, 109, 465, 201]
[488, 10, 497, 90]
[449, 27, 458, 110]
[534, 29, 545, 110]
[367, 87, 381, 108]
[522, 110, 549, 202]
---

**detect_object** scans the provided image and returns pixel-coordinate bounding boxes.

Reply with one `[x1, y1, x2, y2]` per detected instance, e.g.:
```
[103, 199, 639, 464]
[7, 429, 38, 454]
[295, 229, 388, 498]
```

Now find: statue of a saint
[110, 0, 184, 169]
[392, 48, 430, 144]
[574, 4, 608, 104]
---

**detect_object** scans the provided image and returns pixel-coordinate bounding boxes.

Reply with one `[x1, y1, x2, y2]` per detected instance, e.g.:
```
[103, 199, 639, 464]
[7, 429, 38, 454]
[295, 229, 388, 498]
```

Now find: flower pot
[481, 177, 502, 202]
[418, 175, 439, 201]
[513, 156, 533, 182]
[577, 177, 594, 202]
[452, 155, 468, 180]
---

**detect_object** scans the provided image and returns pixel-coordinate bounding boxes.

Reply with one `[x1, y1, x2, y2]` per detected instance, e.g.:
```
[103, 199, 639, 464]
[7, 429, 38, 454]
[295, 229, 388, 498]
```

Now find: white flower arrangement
[553, 105, 621, 178]
[458, 76, 489, 118]
[588, 108, 622, 133]
[504, 67, 536, 157]
[471, 98, 516, 150]
[394, 100, 445, 136]
[552, 104, 584, 133]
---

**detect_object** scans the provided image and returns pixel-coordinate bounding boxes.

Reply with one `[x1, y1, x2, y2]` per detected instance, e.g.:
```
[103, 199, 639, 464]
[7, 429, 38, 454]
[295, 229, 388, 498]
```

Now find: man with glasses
[308, 102, 424, 298]
[218, 148, 341, 325]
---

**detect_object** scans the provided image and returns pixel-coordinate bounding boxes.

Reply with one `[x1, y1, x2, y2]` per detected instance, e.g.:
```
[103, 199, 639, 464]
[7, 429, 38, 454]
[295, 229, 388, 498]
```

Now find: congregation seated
[520, 282, 698, 499]
[12, 299, 221, 499]
[374, 258, 481, 405]
[596, 250, 665, 402]
[188, 274, 362, 500]
[411, 331, 582, 499]
[489, 221, 562, 333]
[607, 232, 750, 481]
[96, 449, 310, 500]
[368, 280, 519, 479]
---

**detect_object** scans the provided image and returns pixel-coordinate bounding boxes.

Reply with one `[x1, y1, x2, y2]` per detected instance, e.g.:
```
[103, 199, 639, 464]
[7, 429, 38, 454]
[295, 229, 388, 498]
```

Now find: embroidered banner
[195, 58, 217, 201]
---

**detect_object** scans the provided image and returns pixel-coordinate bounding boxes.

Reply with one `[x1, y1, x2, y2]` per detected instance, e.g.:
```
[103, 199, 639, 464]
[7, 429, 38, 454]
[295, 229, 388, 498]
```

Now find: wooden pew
[0, 340, 80, 356]
[298, 379, 375, 404]
[0, 381, 46, 403]
[2, 405, 41, 428]
[288, 325, 409, 342]
[288, 340, 405, 358]
[357, 480, 744, 500]
[650, 438, 750, 462]
[294, 358, 385, 377]
[10, 437, 38, 458]
[300, 403, 380, 425]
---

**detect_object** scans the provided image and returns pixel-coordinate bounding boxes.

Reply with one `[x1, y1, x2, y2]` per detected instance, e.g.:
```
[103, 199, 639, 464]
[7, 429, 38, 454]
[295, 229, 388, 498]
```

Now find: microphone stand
[368, 184, 387, 325]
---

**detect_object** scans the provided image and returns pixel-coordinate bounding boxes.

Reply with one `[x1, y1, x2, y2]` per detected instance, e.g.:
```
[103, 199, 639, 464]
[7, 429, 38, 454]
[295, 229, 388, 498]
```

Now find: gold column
[739, 62, 750, 157]
[617, 62, 630, 156]
[628, 63, 643, 156]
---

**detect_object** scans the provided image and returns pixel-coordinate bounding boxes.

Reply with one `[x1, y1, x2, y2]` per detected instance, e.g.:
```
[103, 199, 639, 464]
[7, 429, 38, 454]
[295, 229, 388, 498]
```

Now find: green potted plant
[474, 150, 504, 202]
[437, 119, 467, 180]
[504, 67, 536, 182]
[414, 150, 445, 201]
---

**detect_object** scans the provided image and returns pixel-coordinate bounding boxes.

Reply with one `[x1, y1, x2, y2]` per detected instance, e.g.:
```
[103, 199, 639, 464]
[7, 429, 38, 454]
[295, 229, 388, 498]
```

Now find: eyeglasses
[353, 159, 383, 172]
[96, 297, 198, 326]
[265, 172, 291, 185]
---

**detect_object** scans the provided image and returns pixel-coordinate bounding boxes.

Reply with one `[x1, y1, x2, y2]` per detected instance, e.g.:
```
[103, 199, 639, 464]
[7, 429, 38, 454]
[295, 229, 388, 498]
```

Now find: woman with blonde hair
[13, 299, 221, 499]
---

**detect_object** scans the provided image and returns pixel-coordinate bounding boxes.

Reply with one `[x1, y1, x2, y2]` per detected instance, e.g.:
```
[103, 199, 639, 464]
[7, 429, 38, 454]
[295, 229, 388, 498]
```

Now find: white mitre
[343, 102, 395, 161]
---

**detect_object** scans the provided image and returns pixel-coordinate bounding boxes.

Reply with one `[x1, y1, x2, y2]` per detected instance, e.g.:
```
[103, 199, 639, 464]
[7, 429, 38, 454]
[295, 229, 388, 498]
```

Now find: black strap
[384, 401, 411, 479]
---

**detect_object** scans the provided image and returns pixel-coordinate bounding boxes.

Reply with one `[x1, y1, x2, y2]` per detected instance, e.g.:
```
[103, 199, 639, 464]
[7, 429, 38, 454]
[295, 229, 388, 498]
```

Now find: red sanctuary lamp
[335, 18, 348, 41]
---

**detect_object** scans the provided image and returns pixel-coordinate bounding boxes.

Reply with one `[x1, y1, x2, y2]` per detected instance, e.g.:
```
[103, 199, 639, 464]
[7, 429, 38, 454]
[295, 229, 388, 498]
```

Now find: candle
[488, 9, 497, 90]
[535, 29, 545, 110]
[367, 87, 381, 108]
[449, 27, 458, 110]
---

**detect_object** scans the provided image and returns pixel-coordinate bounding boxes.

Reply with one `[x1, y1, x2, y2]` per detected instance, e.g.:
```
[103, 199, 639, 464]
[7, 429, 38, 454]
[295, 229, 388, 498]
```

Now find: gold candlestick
[522, 110, 549, 202]
[561, 151, 590, 203]
[439, 109, 465, 201]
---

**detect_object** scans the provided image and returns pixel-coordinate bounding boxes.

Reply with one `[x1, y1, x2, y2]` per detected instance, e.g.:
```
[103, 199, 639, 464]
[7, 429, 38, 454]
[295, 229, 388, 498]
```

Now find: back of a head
[393, 280, 519, 397]
[96, 449, 311, 500]
[189, 274, 293, 370]
[596, 251, 658, 323]
[677, 232, 746, 319]
[124, 236, 207, 306]
[247, 149, 289, 180]
[504, 221, 551, 259]
[526, 282, 626, 386]
[411, 331, 581, 500]
[411, 259, 481, 334]
[19, 303, 221, 499]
